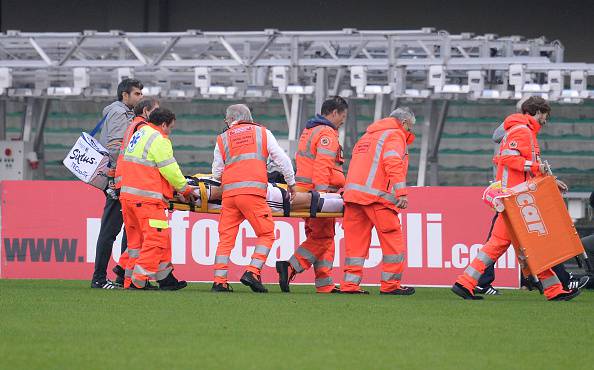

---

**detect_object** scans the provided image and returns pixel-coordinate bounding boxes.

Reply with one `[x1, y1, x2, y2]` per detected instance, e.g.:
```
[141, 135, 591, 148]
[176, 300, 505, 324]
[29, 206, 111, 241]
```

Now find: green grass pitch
[1, 280, 593, 370]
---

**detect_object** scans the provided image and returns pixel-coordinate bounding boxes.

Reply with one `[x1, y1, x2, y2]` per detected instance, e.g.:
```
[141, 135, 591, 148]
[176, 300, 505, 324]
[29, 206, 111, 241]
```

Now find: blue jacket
[306, 114, 336, 130]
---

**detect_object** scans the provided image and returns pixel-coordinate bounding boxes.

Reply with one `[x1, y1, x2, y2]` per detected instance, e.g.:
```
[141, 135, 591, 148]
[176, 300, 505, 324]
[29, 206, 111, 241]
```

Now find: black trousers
[92, 195, 127, 283]
[478, 214, 571, 288]
[582, 234, 594, 258]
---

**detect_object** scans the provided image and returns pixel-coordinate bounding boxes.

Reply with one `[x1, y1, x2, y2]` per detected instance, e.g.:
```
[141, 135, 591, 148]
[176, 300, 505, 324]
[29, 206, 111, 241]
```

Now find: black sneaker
[127, 281, 158, 290]
[548, 289, 581, 301]
[114, 276, 124, 287]
[211, 282, 233, 292]
[567, 276, 590, 290]
[112, 265, 125, 278]
[91, 279, 120, 289]
[474, 284, 501, 295]
[240, 271, 268, 293]
[380, 286, 416, 295]
[339, 289, 370, 295]
[112, 265, 125, 287]
[158, 272, 188, 291]
[317, 286, 341, 294]
[276, 261, 296, 293]
[451, 282, 484, 300]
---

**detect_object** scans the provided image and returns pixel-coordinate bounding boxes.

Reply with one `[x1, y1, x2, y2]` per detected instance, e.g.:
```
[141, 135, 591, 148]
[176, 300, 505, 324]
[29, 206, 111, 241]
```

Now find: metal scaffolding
[1, 28, 593, 185]
[1, 28, 592, 98]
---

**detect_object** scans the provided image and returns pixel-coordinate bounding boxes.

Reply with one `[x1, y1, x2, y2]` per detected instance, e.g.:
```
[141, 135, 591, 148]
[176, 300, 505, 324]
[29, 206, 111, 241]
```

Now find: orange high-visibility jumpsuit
[213, 122, 275, 283]
[114, 116, 147, 279]
[288, 118, 345, 292]
[456, 113, 567, 299]
[118, 122, 191, 288]
[340, 117, 413, 293]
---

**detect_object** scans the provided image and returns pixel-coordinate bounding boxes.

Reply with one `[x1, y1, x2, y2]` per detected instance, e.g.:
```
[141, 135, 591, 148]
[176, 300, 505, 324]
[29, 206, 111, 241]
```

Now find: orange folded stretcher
[494, 175, 592, 288]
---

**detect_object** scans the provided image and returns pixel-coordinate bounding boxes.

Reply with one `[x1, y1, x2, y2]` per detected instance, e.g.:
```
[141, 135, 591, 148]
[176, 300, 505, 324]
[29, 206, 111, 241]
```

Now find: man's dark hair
[117, 78, 143, 101]
[521, 96, 551, 116]
[149, 108, 176, 126]
[133, 98, 159, 116]
[321, 96, 348, 116]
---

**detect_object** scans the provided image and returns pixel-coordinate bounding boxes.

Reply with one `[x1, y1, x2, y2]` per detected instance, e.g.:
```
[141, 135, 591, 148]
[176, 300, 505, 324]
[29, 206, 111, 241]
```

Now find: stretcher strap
[276, 185, 291, 217]
[185, 188, 196, 212]
[188, 200, 196, 212]
[309, 190, 320, 218]
[199, 181, 208, 213]
[318, 197, 325, 213]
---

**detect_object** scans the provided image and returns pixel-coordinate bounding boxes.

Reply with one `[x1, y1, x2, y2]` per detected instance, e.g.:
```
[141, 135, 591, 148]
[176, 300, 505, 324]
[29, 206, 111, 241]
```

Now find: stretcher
[169, 175, 344, 218]
[483, 174, 593, 292]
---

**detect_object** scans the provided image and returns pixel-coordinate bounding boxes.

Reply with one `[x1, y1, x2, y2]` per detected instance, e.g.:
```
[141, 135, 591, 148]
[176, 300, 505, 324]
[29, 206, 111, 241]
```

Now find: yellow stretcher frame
[168, 179, 343, 218]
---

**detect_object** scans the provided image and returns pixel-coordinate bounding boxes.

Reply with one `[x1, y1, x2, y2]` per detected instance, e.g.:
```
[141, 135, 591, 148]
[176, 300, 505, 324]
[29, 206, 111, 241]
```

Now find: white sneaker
[474, 285, 501, 295]
[91, 279, 121, 289]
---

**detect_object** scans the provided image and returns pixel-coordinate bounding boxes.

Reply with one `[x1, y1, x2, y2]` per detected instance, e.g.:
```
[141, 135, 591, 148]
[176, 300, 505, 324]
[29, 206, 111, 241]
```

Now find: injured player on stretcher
[170, 175, 344, 216]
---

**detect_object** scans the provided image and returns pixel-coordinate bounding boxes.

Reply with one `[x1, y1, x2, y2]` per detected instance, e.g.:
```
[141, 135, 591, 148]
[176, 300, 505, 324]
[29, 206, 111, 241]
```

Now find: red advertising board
[0, 181, 519, 288]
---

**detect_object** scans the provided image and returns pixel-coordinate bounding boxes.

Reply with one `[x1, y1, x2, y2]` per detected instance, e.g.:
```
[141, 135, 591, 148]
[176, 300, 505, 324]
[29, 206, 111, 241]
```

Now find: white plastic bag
[63, 132, 110, 190]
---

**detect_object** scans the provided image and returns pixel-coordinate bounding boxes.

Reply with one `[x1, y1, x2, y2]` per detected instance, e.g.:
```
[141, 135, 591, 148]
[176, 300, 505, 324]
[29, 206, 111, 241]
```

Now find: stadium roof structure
[0, 28, 592, 103]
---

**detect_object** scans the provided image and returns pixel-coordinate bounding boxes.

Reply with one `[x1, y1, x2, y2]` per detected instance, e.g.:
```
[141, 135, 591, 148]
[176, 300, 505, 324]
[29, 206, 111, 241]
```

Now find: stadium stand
[3, 99, 593, 192]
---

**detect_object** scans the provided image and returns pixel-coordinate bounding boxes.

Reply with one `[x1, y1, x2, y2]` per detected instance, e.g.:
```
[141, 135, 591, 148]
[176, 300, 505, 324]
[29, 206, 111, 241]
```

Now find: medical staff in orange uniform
[118, 108, 194, 290]
[113, 98, 159, 286]
[211, 104, 296, 293]
[340, 107, 417, 295]
[452, 96, 580, 301]
[276, 96, 348, 293]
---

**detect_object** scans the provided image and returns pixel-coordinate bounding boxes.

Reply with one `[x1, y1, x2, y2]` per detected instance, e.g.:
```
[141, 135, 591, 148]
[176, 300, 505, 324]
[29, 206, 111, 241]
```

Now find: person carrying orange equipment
[452, 96, 580, 301]
[112, 97, 160, 287]
[474, 98, 589, 295]
[276, 96, 348, 293]
[118, 108, 195, 290]
[211, 104, 296, 293]
[340, 107, 417, 295]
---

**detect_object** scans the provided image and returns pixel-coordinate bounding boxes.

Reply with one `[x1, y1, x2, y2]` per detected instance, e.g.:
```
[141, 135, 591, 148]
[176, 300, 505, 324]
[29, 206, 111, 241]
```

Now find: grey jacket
[98, 101, 135, 167]
[491, 122, 506, 177]
[492, 122, 505, 144]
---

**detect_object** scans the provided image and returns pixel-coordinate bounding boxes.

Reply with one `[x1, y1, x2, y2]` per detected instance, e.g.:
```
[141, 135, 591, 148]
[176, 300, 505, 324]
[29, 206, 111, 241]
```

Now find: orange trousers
[340, 202, 406, 293]
[457, 214, 566, 299]
[288, 217, 336, 292]
[214, 194, 275, 283]
[121, 200, 173, 288]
